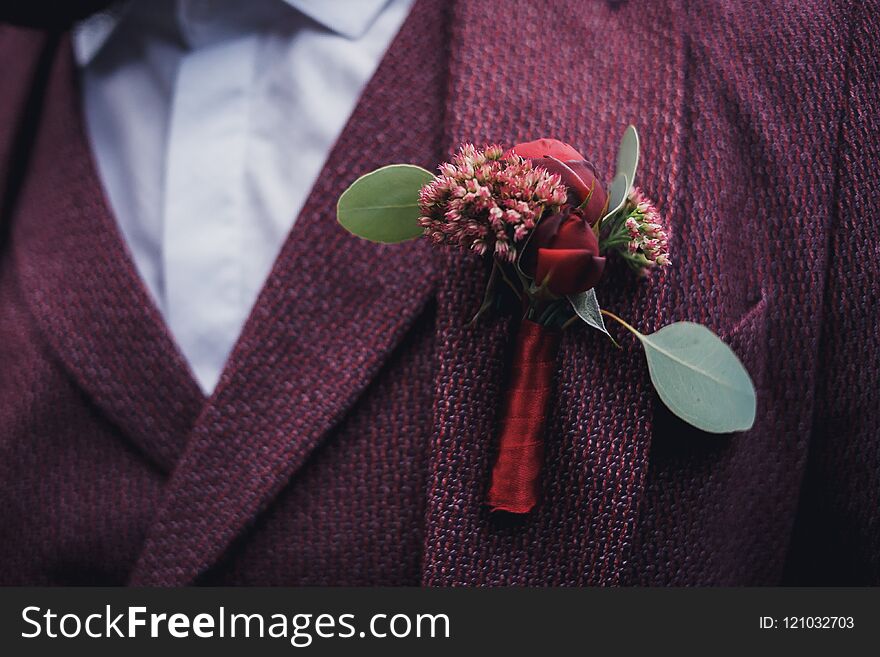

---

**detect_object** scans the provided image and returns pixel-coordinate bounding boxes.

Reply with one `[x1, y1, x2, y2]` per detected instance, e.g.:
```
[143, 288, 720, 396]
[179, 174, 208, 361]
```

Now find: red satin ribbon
[486, 319, 561, 514]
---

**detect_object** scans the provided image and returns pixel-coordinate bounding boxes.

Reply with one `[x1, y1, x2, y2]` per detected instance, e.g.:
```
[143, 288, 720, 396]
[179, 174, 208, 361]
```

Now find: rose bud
[512, 138, 608, 225]
[520, 209, 606, 296]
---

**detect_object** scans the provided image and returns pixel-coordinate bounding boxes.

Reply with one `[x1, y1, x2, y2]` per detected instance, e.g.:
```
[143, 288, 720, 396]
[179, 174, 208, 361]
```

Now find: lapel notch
[11, 39, 205, 473]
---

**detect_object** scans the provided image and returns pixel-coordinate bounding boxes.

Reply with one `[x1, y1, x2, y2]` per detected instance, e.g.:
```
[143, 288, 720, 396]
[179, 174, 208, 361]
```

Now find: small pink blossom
[621, 187, 671, 274]
[418, 144, 567, 262]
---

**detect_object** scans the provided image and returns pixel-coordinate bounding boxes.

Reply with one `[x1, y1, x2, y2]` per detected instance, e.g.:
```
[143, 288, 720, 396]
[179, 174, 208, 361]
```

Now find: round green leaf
[337, 164, 434, 243]
[637, 322, 756, 433]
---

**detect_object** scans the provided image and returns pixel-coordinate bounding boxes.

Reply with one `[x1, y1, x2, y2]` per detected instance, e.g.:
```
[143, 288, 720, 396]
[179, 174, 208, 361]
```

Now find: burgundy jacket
[0, 0, 878, 586]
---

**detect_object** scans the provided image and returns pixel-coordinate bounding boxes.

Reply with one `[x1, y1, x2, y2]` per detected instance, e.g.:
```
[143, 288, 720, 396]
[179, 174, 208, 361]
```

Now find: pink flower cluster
[623, 187, 671, 272]
[418, 144, 567, 262]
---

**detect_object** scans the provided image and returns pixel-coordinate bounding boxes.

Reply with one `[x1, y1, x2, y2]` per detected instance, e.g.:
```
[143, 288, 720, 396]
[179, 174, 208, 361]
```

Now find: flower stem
[467, 261, 500, 327]
[601, 236, 631, 249]
[536, 303, 557, 325]
[561, 314, 580, 331]
[599, 309, 642, 337]
[494, 257, 522, 301]
[537, 300, 569, 327]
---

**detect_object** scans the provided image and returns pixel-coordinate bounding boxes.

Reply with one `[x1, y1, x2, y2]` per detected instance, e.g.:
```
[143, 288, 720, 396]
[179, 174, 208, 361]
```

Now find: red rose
[520, 209, 606, 296]
[512, 138, 608, 225]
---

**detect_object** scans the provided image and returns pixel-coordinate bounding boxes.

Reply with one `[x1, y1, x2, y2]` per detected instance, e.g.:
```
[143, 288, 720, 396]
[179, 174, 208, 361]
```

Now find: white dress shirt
[73, 0, 414, 393]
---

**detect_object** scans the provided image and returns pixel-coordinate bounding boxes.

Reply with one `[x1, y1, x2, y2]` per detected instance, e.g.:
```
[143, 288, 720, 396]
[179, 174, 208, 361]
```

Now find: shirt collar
[287, 0, 390, 39]
[73, 0, 391, 66]
[72, 1, 130, 65]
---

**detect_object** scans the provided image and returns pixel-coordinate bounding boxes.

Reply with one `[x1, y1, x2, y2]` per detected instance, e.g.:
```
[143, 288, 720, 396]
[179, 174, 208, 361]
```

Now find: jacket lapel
[11, 38, 205, 473]
[129, 0, 451, 586]
[421, 0, 687, 585]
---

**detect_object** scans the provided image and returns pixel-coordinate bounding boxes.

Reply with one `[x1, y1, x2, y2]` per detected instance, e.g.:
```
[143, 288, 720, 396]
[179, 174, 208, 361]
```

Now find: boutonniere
[337, 126, 756, 514]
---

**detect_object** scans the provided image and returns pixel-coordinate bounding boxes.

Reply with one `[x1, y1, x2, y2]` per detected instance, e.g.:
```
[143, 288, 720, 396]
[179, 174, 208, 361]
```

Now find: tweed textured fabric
[0, 0, 878, 586]
[1, 0, 448, 586]
[782, 1, 880, 585]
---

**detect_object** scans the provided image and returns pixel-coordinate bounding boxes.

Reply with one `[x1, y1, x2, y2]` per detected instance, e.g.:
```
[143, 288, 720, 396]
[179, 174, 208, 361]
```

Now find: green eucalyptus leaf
[337, 164, 433, 243]
[567, 288, 611, 337]
[616, 125, 639, 192]
[599, 126, 640, 229]
[601, 173, 630, 223]
[636, 322, 756, 433]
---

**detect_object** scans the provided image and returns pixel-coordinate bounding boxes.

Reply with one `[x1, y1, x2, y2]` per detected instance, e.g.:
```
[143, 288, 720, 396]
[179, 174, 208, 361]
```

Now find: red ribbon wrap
[487, 319, 561, 514]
